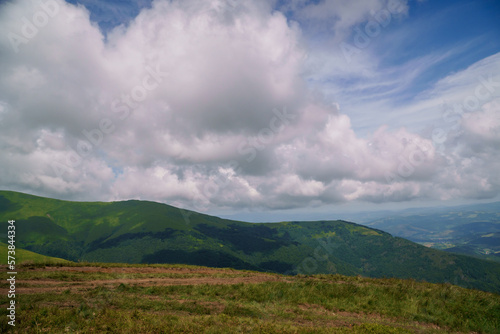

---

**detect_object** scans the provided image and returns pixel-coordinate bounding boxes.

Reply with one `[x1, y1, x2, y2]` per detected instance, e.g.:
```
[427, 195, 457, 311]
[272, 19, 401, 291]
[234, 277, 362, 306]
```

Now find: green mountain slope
[1, 190, 500, 293]
[0, 242, 71, 265]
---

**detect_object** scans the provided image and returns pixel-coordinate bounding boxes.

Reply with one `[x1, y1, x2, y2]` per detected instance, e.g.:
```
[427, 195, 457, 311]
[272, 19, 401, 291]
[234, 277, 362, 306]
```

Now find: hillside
[0, 242, 71, 265]
[1, 262, 499, 333]
[1, 190, 500, 294]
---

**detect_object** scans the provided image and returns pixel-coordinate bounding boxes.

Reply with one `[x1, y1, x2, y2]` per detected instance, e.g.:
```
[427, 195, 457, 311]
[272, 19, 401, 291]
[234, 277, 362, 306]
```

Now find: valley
[361, 203, 500, 262]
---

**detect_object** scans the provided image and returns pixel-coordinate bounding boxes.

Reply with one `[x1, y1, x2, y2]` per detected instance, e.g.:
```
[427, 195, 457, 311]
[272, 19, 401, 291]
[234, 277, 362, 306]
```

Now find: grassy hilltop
[0, 262, 499, 333]
[1, 190, 500, 294]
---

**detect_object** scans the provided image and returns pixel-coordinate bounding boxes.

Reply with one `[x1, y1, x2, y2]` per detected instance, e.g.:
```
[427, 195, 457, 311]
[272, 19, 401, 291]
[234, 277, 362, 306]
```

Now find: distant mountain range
[1, 190, 500, 293]
[359, 202, 500, 262]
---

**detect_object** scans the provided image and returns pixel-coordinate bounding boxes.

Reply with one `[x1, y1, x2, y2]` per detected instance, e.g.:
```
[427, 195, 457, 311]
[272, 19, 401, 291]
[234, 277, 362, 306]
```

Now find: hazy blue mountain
[361, 202, 500, 262]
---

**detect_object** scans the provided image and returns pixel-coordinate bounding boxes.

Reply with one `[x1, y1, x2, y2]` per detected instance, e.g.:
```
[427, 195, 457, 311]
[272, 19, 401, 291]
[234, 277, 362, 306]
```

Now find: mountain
[1, 190, 500, 293]
[362, 203, 500, 262]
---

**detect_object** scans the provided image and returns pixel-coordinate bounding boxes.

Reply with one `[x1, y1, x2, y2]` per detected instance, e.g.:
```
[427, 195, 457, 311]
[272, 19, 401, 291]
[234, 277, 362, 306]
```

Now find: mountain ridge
[1, 190, 500, 294]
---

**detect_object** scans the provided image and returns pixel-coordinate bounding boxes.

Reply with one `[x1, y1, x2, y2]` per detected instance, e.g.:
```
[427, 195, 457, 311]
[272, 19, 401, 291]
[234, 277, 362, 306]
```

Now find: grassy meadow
[1, 262, 499, 333]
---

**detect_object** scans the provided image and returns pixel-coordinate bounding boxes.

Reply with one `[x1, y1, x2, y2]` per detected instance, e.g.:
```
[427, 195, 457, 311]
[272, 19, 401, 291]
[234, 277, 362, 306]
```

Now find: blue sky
[292, 0, 500, 135]
[0, 0, 499, 220]
[65, 0, 153, 32]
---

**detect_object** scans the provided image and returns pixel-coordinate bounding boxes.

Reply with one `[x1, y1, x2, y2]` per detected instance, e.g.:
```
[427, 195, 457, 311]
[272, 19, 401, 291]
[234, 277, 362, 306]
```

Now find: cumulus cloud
[0, 0, 499, 214]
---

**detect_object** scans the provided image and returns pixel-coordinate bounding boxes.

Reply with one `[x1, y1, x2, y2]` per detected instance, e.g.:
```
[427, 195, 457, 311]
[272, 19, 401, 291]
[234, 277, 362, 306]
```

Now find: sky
[0, 0, 499, 221]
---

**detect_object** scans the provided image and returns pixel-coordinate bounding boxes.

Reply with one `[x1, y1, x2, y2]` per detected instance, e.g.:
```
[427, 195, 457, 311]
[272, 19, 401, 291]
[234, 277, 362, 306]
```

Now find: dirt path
[1, 266, 290, 295]
[36, 266, 237, 274]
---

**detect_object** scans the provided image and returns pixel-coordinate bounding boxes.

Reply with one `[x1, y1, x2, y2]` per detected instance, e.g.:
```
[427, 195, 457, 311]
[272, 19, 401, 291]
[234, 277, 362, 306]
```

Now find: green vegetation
[0, 262, 499, 333]
[0, 242, 70, 265]
[1, 190, 500, 294]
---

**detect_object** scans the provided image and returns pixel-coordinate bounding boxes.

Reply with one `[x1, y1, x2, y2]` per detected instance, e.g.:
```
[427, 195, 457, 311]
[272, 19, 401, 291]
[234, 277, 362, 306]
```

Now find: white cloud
[0, 0, 499, 215]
